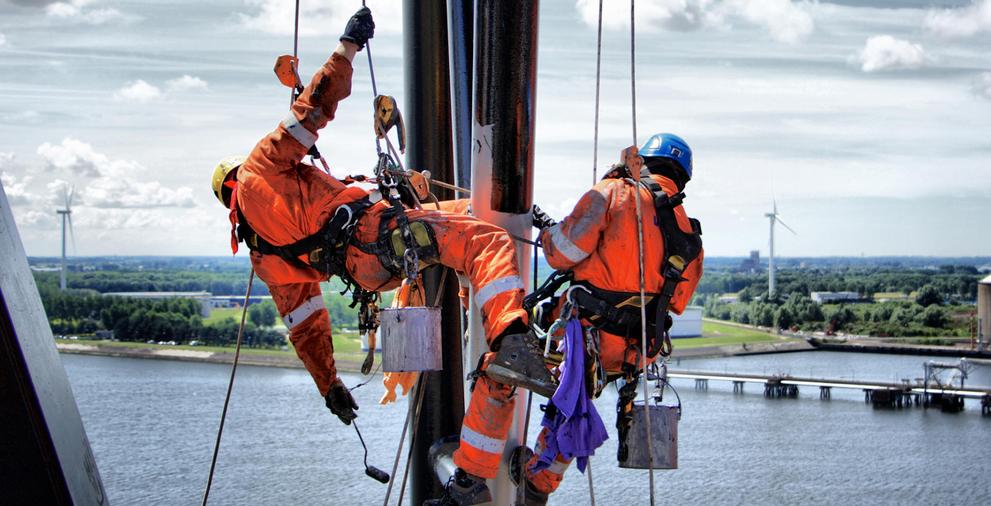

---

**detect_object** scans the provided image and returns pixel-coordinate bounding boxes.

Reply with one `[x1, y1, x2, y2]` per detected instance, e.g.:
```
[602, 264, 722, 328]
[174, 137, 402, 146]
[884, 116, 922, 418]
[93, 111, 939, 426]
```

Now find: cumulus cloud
[576, 0, 717, 32]
[974, 72, 991, 100]
[45, 0, 131, 25]
[35, 138, 195, 209]
[1, 170, 35, 205]
[924, 0, 991, 38]
[239, 0, 402, 37]
[0, 32, 7, 47]
[725, 0, 813, 44]
[113, 80, 162, 103]
[84, 178, 195, 209]
[574, 0, 813, 43]
[855, 35, 927, 73]
[165, 75, 209, 92]
[37, 138, 108, 176]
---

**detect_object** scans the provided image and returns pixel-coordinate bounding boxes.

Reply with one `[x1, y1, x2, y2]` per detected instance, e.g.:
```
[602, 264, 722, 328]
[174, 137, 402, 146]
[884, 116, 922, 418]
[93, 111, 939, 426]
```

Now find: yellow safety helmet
[211, 155, 247, 207]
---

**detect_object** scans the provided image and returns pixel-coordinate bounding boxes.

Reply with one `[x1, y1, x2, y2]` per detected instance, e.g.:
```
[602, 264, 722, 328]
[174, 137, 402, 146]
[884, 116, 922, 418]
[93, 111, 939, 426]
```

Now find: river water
[62, 351, 990, 505]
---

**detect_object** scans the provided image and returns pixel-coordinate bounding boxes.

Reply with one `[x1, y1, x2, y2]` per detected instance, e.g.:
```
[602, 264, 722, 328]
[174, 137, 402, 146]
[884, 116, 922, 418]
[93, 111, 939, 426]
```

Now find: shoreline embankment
[56, 339, 817, 373]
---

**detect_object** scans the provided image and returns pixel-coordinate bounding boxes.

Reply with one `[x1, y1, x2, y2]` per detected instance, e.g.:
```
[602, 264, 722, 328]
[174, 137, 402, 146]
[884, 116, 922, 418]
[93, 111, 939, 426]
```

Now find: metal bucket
[618, 401, 679, 470]
[380, 306, 442, 372]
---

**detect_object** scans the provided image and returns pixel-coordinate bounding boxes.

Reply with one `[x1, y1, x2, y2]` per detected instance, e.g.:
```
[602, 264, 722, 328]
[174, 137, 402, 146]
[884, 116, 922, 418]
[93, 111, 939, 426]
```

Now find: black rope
[202, 270, 255, 505]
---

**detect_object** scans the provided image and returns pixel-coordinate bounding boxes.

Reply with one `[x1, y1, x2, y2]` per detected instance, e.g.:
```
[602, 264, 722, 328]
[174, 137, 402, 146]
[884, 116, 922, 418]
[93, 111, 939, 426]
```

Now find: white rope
[630, 0, 638, 146]
[631, 178, 656, 506]
[592, 0, 603, 185]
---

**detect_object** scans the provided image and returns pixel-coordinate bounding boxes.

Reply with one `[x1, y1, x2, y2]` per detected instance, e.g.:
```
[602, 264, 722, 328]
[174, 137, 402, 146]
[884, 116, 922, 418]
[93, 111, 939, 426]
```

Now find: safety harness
[526, 169, 702, 360]
[234, 192, 373, 278]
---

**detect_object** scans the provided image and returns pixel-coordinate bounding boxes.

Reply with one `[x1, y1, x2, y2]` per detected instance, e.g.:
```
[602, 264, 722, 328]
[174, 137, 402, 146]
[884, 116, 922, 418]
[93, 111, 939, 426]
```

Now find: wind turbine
[765, 199, 796, 299]
[56, 186, 76, 291]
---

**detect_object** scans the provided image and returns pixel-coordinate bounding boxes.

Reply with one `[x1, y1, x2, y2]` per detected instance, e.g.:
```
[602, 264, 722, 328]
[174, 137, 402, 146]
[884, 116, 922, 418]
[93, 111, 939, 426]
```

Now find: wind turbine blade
[67, 214, 77, 255]
[67, 186, 74, 209]
[776, 217, 798, 235]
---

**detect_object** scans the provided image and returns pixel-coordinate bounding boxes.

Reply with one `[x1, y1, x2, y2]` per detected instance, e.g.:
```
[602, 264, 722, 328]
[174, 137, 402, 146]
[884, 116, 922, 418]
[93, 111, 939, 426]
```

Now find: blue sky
[0, 0, 989, 257]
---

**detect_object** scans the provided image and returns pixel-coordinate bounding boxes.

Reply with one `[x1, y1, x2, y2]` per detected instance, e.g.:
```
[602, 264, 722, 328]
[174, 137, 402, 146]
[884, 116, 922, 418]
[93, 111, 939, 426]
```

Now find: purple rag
[531, 318, 608, 474]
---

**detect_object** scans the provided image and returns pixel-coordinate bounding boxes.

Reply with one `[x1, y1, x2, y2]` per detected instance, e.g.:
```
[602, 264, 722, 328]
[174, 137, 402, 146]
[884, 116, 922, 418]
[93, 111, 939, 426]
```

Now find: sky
[0, 0, 989, 258]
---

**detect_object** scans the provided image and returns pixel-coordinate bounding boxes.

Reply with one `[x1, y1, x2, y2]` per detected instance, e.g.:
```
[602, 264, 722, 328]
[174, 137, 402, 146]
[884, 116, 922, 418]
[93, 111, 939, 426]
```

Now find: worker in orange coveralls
[209, 7, 555, 448]
[510, 133, 705, 504]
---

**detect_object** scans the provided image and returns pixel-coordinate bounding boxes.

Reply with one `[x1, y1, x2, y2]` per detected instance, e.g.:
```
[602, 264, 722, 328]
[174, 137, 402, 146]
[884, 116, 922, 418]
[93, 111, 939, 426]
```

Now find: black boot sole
[485, 364, 557, 398]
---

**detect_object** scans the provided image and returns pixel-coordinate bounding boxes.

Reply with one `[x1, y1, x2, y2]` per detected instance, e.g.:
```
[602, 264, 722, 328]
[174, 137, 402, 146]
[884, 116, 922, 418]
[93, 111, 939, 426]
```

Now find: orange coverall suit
[232, 52, 527, 399]
[523, 174, 705, 494]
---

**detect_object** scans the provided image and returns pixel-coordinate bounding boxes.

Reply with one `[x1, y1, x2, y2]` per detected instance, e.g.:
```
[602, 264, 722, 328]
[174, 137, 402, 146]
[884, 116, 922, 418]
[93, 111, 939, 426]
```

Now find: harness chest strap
[235, 197, 374, 275]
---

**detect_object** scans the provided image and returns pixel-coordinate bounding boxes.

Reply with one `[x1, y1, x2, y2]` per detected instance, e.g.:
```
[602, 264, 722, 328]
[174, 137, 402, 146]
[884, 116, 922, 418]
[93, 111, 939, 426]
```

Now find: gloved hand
[325, 378, 359, 425]
[340, 6, 375, 50]
[531, 204, 557, 230]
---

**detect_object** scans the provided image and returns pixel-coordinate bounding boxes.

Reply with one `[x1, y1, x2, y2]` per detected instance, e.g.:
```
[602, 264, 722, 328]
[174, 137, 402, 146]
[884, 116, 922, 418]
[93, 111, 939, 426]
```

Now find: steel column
[403, 1, 465, 504]
[468, 1, 540, 503]
[447, 0, 473, 196]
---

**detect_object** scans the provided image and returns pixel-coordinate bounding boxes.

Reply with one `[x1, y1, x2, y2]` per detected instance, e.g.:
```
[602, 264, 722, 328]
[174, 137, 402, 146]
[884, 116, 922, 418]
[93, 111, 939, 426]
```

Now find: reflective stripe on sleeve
[282, 113, 318, 149]
[282, 295, 325, 329]
[547, 223, 590, 264]
[474, 275, 524, 308]
[548, 459, 570, 475]
[461, 426, 506, 454]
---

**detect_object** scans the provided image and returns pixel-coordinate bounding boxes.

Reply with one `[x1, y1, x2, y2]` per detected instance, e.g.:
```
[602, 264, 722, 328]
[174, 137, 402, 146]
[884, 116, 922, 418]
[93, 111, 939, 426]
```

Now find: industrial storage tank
[979, 275, 991, 353]
[671, 306, 703, 338]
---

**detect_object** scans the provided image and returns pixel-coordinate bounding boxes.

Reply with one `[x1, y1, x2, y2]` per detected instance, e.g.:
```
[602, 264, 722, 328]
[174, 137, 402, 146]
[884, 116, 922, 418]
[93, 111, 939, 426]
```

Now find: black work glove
[340, 6, 375, 50]
[531, 204, 557, 230]
[325, 378, 359, 425]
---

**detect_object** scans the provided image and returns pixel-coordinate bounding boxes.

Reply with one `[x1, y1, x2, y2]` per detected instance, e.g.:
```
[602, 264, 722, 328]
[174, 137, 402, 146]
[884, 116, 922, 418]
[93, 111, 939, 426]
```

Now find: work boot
[507, 450, 550, 506]
[521, 482, 549, 506]
[486, 331, 559, 398]
[423, 468, 492, 506]
[508, 445, 534, 487]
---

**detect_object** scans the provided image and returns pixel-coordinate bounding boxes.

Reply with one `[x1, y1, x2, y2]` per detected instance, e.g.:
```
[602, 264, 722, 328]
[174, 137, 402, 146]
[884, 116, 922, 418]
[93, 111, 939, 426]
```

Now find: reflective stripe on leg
[282, 295, 325, 329]
[453, 375, 516, 479]
[475, 275, 524, 308]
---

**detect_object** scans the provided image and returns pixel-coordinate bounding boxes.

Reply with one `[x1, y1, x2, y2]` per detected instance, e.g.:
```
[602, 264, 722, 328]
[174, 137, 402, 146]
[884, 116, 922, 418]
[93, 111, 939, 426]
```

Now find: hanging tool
[359, 298, 380, 375]
[373, 95, 407, 154]
[352, 421, 390, 484]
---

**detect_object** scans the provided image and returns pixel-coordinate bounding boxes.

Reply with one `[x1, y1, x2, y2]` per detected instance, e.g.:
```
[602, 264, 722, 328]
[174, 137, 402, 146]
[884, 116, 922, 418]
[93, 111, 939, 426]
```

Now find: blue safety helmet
[638, 133, 693, 180]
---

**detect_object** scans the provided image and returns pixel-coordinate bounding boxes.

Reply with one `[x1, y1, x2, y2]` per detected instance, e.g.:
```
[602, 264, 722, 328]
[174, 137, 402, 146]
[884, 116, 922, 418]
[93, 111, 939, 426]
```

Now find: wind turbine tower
[56, 187, 75, 291]
[765, 200, 796, 299]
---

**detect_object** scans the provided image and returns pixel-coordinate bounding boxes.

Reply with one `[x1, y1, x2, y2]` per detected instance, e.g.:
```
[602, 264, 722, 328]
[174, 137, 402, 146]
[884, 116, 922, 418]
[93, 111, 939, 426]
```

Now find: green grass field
[203, 307, 242, 325]
[672, 320, 788, 349]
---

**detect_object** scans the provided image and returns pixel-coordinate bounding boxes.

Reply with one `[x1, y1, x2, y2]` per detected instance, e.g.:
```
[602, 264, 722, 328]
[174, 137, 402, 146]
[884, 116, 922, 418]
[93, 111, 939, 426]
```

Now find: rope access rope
[592, 0, 603, 184]
[626, 1, 656, 503]
[630, 0, 638, 146]
[382, 374, 423, 505]
[632, 184, 657, 506]
[202, 270, 255, 506]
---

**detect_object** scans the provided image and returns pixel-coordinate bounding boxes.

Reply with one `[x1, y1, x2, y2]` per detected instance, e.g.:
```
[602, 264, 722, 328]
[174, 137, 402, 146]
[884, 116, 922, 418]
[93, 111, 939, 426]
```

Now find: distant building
[810, 291, 861, 304]
[717, 294, 740, 304]
[102, 291, 213, 316]
[209, 295, 273, 309]
[671, 306, 703, 338]
[739, 250, 761, 273]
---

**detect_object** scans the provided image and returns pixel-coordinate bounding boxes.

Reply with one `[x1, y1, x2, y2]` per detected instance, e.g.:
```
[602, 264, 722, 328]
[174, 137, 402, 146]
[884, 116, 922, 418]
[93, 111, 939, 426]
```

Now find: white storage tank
[671, 306, 703, 338]
[979, 275, 991, 352]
